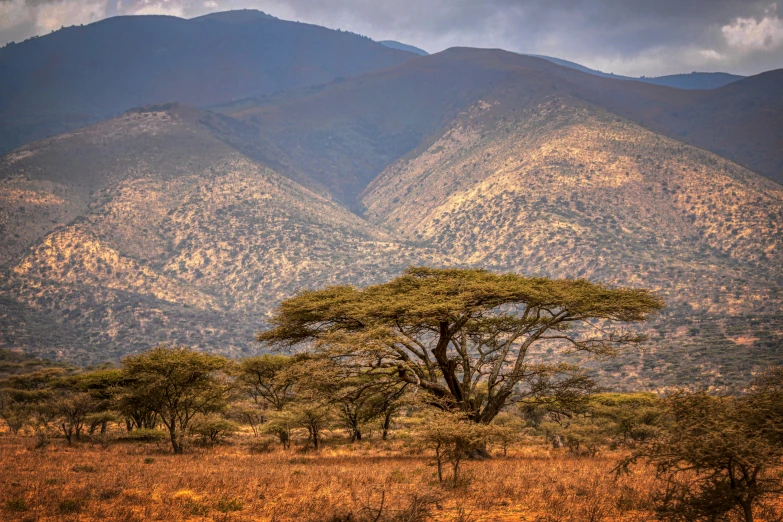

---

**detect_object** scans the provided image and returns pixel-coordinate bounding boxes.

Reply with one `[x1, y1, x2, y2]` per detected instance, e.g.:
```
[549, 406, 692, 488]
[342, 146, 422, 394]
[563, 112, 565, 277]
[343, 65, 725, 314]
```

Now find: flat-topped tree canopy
[258, 267, 664, 423]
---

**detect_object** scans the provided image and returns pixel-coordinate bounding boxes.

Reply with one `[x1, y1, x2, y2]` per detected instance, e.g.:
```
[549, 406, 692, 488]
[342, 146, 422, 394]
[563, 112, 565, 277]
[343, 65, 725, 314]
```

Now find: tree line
[1, 267, 782, 520]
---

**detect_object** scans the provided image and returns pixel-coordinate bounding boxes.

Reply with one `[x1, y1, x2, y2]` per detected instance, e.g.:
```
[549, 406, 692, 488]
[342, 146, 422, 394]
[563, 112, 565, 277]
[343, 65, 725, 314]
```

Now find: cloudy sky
[1, 0, 782, 76]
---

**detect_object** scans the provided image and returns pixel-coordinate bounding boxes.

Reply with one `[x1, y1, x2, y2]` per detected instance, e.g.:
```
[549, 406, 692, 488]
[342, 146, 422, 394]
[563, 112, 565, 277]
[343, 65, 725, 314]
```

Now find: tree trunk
[382, 411, 393, 440]
[62, 423, 73, 445]
[277, 430, 290, 449]
[741, 500, 754, 522]
[168, 425, 183, 454]
[435, 443, 443, 483]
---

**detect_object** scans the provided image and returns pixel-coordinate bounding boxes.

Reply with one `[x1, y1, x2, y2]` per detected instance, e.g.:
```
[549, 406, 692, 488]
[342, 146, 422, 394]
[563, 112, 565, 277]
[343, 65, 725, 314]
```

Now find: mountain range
[528, 54, 745, 90]
[1, 10, 782, 389]
[0, 10, 412, 157]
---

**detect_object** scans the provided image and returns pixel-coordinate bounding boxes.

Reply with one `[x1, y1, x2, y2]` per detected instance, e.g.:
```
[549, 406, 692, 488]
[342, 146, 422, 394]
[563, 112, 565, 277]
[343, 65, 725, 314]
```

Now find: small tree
[190, 413, 239, 445]
[263, 409, 296, 449]
[229, 403, 266, 437]
[489, 412, 526, 456]
[116, 378, 159, 432]
[288, 357, 408, 442]
[0, 389, 31, 434]
[0, 369, 63, 443]
[288, 401, 333, 450]
[122, 346, 232, 454]
[71, 369, 124, 435]
[239, 355, 297, 411]
[53, 391, 97, 444]
[618, 387, 783, 522]
[418, 411, 490, 485]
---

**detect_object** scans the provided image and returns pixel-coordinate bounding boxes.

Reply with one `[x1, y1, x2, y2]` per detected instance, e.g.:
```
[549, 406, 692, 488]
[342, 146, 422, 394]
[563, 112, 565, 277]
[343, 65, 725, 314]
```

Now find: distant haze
[1, 0, 782, 76]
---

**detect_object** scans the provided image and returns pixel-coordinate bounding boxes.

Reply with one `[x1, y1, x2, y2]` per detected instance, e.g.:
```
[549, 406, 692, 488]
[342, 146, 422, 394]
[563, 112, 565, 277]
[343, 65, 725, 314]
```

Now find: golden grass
[0, 432, 671, 522]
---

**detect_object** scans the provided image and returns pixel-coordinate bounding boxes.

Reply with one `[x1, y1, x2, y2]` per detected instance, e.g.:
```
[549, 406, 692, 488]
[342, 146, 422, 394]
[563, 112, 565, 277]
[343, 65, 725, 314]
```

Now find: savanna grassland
[0, 432, 662, 522]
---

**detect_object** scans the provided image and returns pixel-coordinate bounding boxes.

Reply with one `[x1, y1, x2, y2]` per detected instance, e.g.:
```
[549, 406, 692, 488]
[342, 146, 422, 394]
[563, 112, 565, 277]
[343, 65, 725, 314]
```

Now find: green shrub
[248, 438, 276, 454]
[58, 499, 85, 514]
[118, 428, 167, 443]
[4, 498, 28, 512]
[185, 500, 209, 516]
[190, 414, 239, 444]
[215, 497, 243, 513]
[71, 464, 97, 473]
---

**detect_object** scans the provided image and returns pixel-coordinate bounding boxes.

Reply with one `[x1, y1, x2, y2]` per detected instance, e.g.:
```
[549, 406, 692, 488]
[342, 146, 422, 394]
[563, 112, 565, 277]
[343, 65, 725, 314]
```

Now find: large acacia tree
[258, 267, 663, 424]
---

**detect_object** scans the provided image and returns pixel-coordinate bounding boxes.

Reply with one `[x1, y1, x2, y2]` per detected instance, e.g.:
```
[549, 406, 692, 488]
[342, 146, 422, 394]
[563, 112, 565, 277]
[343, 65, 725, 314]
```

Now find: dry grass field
[0, 432, 667, 522]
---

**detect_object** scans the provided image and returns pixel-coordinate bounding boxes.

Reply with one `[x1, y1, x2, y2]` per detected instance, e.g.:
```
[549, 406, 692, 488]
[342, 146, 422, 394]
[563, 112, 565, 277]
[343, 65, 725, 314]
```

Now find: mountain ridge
[0, 11, 416, 156]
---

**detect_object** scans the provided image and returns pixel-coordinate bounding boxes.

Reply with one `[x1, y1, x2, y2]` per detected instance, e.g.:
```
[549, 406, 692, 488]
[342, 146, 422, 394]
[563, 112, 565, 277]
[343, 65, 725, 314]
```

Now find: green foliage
[122, 346, 233, 453]
[619, 373, 783, 522]
[215, 497, 244, 513]
[259, 267, 663, 425]
[239, 354, 297, 411]
[58, 498, 85, 514]
[287, 356, 408, 442]
[118, 428, 167, 443]
[190, 413, 239, 444]
[4, 498, 28, 512]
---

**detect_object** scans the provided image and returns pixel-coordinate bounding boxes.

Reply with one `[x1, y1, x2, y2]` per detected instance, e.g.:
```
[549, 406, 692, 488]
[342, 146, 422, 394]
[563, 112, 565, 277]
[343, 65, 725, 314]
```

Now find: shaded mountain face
[529, 54, 744, 89]
[1, 47, 781, 388]
[640, 72, 745, 90]
[0, 10, 415, 156]
[379, 40, 429, 56]
[221, 48, 783, 202]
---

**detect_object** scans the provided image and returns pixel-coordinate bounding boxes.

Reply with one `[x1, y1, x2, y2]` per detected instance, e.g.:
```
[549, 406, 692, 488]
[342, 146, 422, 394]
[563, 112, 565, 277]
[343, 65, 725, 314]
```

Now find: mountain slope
[641, 70, 783, 183]
[380, 41, 429, 56]
[640, 72, 745, 90]
[529, 54, 744, 89]
[1, 48, 781, 387]
[222, 48, 783, 198]
[0, 104, 438, 362]
[0, 10, 415, 156]
[362, 97, 783, 387]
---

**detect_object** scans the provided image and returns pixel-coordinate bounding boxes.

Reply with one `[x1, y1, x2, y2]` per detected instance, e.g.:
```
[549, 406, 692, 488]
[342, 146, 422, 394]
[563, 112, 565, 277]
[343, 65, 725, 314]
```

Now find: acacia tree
[258, 267, 662, 426]
[239, 354, 297, 411]
[418, 411, 491, 485]
[618, 385, 783, 522]
[52, 391, 97, 444]
[289, 357, 408, 442]
[0, 369, 64, 442]
[68, 369, 124, 435]
[122, 346, 233, 454]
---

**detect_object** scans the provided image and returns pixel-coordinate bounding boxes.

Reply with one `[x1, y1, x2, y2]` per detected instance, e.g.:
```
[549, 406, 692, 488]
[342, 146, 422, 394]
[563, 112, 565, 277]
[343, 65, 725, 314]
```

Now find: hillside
[221, 48, 783, 204]
[0, 10, 415, 156]
[530, 54, 744, 89]
[0, 104, 438, 363]
[362, 97, 783, 388]
[1, 48, 781, 388]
